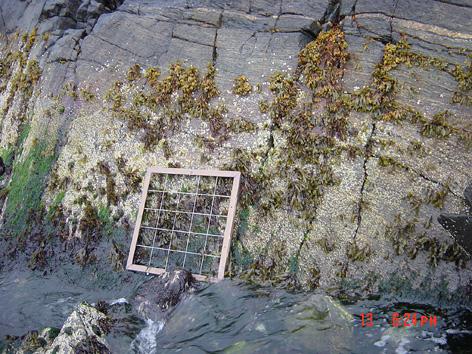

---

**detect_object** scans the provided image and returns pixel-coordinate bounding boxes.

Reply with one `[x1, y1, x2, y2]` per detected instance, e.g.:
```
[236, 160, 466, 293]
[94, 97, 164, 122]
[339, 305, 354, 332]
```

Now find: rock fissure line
[184, 17, 219, 28]
[390, 0, 399, 40]
[433, 0, 472, 9]
[0, 5, 5, 29]
[286, 0, 345, 268]
[43, 1, 127, 155]
[293, 226, 312, 267]
[400, 32, 472, 55]
[212, 11, 222, 65]
[171, 33, 214, 48]
[264, 0, 283, 53]
[353, 13, 472, 40]
[350, 0, 359, 14]
[91, 34, 152, 59]
[239, 31, 257, 56]
[368, 152, 463, 200]
[260, 122, 275, 169]
[353, 121, 376, 240]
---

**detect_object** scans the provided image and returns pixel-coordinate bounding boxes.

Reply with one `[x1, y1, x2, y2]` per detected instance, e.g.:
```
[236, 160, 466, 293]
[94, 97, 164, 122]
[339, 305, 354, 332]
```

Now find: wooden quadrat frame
[127, 167, 241, 281]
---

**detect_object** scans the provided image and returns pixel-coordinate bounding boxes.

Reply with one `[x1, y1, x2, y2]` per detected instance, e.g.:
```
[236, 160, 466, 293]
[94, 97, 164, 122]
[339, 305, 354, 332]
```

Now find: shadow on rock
[438, 182, 472, 255]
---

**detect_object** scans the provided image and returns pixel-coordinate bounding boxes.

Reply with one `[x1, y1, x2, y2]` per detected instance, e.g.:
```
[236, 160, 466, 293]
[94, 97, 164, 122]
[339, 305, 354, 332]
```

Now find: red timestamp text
[360, 312, 438, 328]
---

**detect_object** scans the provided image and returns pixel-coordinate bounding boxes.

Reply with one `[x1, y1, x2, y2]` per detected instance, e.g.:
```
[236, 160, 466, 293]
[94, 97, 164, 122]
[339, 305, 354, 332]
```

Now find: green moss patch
[3, 137, 56, 238]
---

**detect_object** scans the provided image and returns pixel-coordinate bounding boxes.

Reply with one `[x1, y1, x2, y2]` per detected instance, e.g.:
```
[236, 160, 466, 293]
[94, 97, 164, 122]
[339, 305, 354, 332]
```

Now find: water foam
[130, 319, 165, 354]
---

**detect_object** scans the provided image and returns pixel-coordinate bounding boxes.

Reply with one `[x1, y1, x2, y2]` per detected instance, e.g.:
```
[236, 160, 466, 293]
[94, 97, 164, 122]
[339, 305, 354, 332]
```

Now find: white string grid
[134, 173, 232, 276]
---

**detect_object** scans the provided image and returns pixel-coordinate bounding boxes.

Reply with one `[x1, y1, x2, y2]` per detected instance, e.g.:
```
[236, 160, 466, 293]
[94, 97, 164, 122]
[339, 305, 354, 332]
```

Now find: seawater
[0, 270, 471, 353]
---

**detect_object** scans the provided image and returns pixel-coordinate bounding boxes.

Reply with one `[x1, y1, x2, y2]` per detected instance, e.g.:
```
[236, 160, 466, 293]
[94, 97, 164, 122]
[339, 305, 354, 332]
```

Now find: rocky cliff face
[0, 0, 471, 303]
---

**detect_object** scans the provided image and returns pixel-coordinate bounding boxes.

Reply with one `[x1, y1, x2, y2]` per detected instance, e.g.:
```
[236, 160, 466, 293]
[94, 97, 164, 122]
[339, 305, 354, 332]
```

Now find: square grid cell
[127, 167, 240, 281]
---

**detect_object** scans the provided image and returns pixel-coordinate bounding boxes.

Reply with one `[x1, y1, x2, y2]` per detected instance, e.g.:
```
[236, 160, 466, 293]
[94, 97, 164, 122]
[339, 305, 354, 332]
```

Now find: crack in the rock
[264, 0, 283, 53]
[212, 11, 223, 66]
[399, 31, 472, 55]
[433, 0, 472, 9]
[157, 25, 174, 65]
[184, 18, 219, 28]
[282, 0, 347, 265]
[353, 122, 376, 240]
[260, 122, 275, 169]
[91, 34, 151, 59]
[351, 15, 393, 43]
[354, 11, 472, 43]
[406, 166, 463, 200]
[171, 33, 214, 48]
[351, 0, 359, 14]
[369, 152, 463, 200]
[46, 14, 79, 25]
[116, 7, 138, 16]
[280, 0, 346, 264]
[294, 226, 312, 263]
[0, 6, 6, 30]
[352, 139, 464, 240]
[280, 11, 310, 16]
[46, 57, 77, 64]
[76, 57, 107, 69]
[390, 0, 400, 39]
[321, 0, 341, 25]
[48, 2, 125, 154]
[239, 31, 257, 56]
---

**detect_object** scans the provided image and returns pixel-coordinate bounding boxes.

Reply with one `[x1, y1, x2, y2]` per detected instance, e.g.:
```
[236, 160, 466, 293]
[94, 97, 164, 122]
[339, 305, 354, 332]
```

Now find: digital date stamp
[360, 312, 438, 328]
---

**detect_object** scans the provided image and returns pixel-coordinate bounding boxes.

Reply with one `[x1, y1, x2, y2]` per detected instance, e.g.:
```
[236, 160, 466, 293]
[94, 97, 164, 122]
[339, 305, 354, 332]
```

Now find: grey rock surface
[0, 0, 471, 303]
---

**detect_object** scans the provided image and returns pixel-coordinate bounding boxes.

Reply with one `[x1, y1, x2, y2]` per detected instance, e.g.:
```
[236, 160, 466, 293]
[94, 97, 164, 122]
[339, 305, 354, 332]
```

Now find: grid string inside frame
[127, 168, 240, 281]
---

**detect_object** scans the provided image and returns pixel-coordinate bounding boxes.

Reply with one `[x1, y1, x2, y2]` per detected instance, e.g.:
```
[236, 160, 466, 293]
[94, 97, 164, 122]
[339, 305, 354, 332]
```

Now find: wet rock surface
[132, 270, 196, 321]
[12, 303, 112, 354]
[48, 303, 111, 354]
[0, 0, 470, 306]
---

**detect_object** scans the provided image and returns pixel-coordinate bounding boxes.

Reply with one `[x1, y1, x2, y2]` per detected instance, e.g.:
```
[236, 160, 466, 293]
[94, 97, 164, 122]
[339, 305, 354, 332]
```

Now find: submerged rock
[157, 281, 355, 352]
[132, 270, 195, 321]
